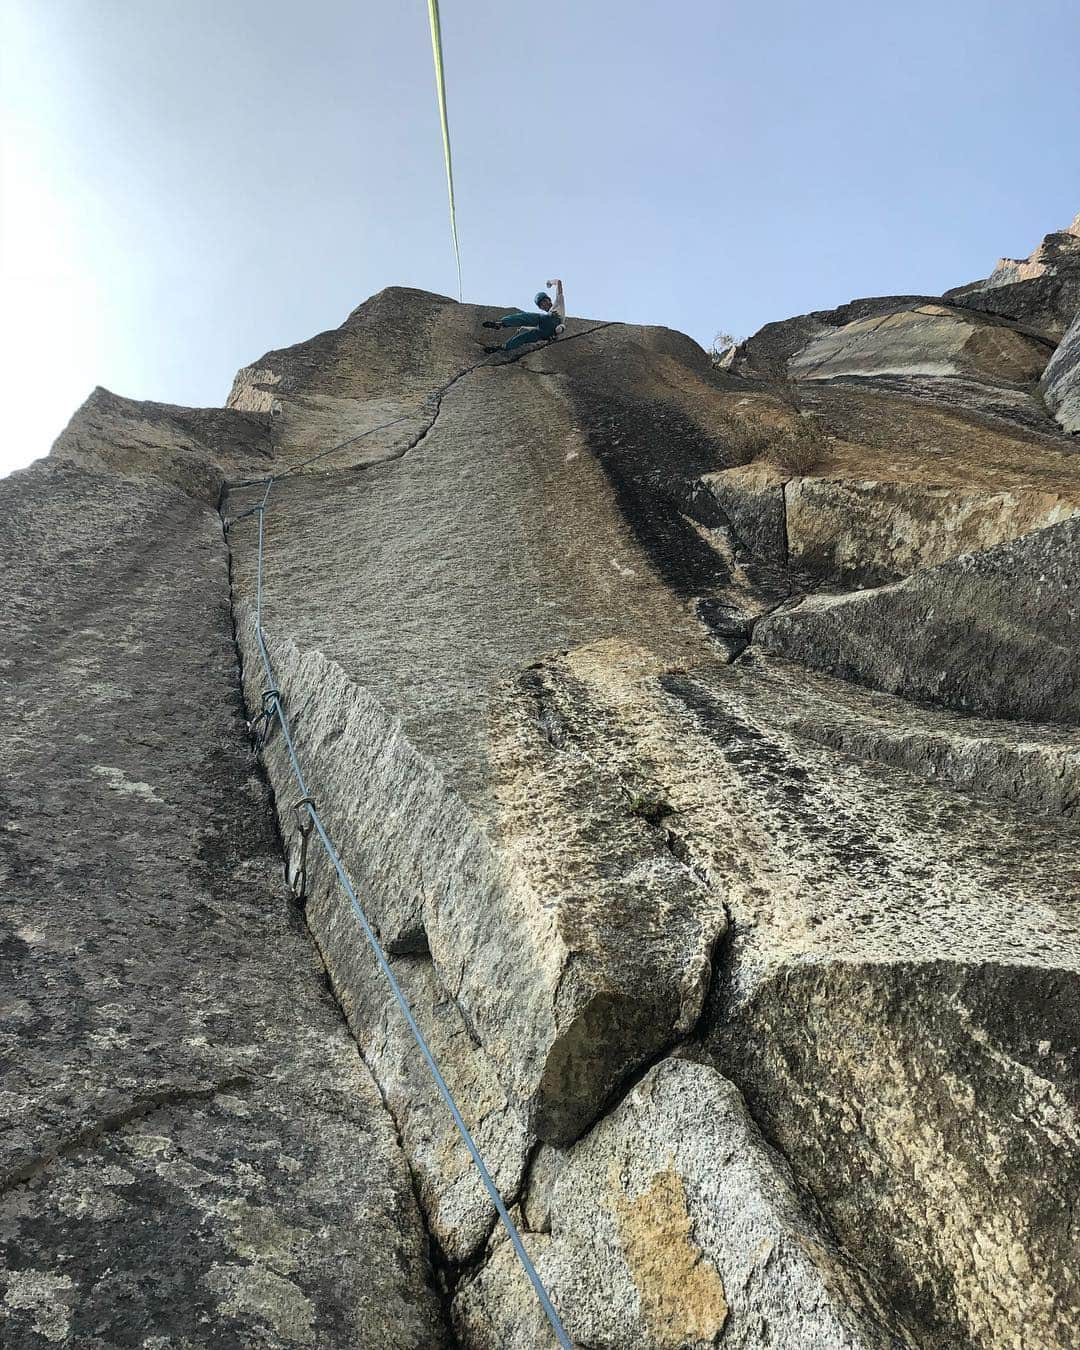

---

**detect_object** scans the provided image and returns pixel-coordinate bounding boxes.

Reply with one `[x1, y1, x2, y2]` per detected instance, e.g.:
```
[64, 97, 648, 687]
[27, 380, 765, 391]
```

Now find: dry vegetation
[709, 331, 738, 366]
[761, 374, 830, 475]
[721, 412, 775, 465]
[770, 373, 804, 412]
[766, 411, 829, 475]
[719, 387, 830, 476]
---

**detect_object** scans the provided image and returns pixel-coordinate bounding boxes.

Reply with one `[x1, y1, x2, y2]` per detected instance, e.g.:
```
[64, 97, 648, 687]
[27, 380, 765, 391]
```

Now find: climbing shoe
[482, 344, 502, 354]
[481, 320, 501, 329]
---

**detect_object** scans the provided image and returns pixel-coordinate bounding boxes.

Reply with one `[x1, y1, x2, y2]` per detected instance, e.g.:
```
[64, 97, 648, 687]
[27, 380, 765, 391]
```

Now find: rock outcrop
[1042, 308, 1080, 433]
[1, 455, 445, 1347]
[787, 303, 1051, 387]
[5, 215, 1080, 1349]
[757, 514, 1080, 721]
[455, 1059, 914, 1349]
[945, 213, 1080, 342]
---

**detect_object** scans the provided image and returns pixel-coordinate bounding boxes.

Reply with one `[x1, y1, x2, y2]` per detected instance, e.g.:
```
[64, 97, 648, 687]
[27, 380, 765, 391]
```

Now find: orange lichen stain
[612, 1164, 728, 1346]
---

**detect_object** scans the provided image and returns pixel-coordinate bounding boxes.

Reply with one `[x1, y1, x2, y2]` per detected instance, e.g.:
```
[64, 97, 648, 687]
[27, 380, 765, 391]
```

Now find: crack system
[211, 315, 837, 1339]
[217, 502, 468, 1345]
[395, 321, 617, 463]
[1, 1075, 253, 1195]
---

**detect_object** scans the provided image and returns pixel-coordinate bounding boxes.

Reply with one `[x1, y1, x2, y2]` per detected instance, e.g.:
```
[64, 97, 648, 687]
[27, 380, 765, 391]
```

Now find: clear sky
[2, 0, 1078, 474]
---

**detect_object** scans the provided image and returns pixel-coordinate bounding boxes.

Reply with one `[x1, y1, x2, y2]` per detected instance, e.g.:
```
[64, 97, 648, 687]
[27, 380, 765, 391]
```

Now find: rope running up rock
[221, 358, 575, 1348]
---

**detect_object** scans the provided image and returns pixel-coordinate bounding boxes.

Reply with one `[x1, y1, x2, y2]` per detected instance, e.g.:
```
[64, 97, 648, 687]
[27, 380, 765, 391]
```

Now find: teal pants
[497, 311, 559, 350]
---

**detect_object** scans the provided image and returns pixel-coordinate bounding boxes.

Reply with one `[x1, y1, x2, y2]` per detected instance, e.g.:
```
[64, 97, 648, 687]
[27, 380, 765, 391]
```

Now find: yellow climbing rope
[426, 0, 463, 300]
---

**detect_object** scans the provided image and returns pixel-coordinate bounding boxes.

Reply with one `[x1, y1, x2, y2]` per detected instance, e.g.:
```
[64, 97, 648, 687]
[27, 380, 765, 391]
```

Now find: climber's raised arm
[547, 278, 565, 318]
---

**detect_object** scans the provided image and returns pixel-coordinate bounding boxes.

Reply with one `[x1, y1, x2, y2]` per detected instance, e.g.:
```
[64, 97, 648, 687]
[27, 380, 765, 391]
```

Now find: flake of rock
[454, 1059, 915, 1349]
[509, 640, 1080, 1348]
[450, 660, 726, 1144]
[1042, 309, 1080, 433]
[233, 610, 726, 1151]
[756, 514, 1080, 722]
[349, 953, 533, 1265]
[229, 629, 534, 1262]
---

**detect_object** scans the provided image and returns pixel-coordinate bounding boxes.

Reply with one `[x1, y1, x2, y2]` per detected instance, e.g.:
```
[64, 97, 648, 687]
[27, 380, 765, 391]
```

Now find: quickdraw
[287, 796, 316, 903]
[246, 687, 281, 749]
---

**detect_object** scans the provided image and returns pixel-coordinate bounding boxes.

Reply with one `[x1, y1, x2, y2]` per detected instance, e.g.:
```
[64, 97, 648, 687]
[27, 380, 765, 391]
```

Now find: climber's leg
[498, 313, 559, 351]
[497, 312, 543, 331]
[503, 326, 550, 352]
[481, 312, 557, 354]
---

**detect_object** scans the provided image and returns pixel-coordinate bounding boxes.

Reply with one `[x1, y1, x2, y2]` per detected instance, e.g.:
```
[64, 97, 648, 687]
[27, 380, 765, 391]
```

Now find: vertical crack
[215, 498, 459, 1345]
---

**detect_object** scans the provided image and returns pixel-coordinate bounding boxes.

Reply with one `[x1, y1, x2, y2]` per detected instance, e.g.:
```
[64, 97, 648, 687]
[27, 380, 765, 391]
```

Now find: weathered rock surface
[731, 220, 1080, 435]
[1043, 308, 1080, 433]
[455, 1059, 914, 1348]
[219, 283, 1080, 1347]
[715, 959, 1080, 1350]
[782, 474, 1077, 582]
[787, 303, 1051, 387]
[505, 640, 1080, 1349]
[757, 515, 1080, 722]
[229, 587, 726, 1154]
[223, 311, 748, 1157]
[720, 652, 1080, 819]
[52, 385, 273, 502]
[730, 297, 1058, 430]
[234, 623, 532, 1263]
[1, 457, 444, 1346]
[11, 219, 1080, 1348]
[699, 370, 1080, 588]
[730, 294, 939, 380]
[706, 461, 1080, 584]
[945, 214, 1080, 341]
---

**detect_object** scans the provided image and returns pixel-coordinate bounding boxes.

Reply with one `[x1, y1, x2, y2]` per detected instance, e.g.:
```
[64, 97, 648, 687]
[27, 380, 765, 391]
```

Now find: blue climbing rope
[227, 432, 573, 1347]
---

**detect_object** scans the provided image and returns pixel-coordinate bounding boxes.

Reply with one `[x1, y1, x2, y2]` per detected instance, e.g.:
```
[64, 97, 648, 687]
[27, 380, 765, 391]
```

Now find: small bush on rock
[765, 413, 828, 476]
[722, 413, 775, 465]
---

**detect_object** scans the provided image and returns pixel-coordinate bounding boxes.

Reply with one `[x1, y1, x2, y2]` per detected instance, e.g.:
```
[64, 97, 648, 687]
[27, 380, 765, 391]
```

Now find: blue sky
[2, 0, 1078, 472]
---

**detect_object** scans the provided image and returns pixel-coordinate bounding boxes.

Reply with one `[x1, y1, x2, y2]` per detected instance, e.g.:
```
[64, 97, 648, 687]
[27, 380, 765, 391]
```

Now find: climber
[482, 279, 566, 353]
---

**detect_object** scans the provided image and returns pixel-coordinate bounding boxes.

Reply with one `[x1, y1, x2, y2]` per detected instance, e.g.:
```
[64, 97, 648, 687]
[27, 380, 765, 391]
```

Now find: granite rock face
[52, 385, 273, 502]
[706, 461, 1080, 585]
[1042, 308, 1080, 433]
[715, 651, 1080, 820]
[757, 515, 1080, 722]
[945, 214, 1080, 341]
[787, 303, 1051, 386]
[8, 219, 1080, 1347]
[455, 1059, 915, 1349]
[475, 637, 1080, 1347]
[729, 297, 1057, 427]
[730, 294, 939, 380]
[223, 314, 737, 1153]
[1, 453, 444, 1345]
[730, 221, 1080, 433]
